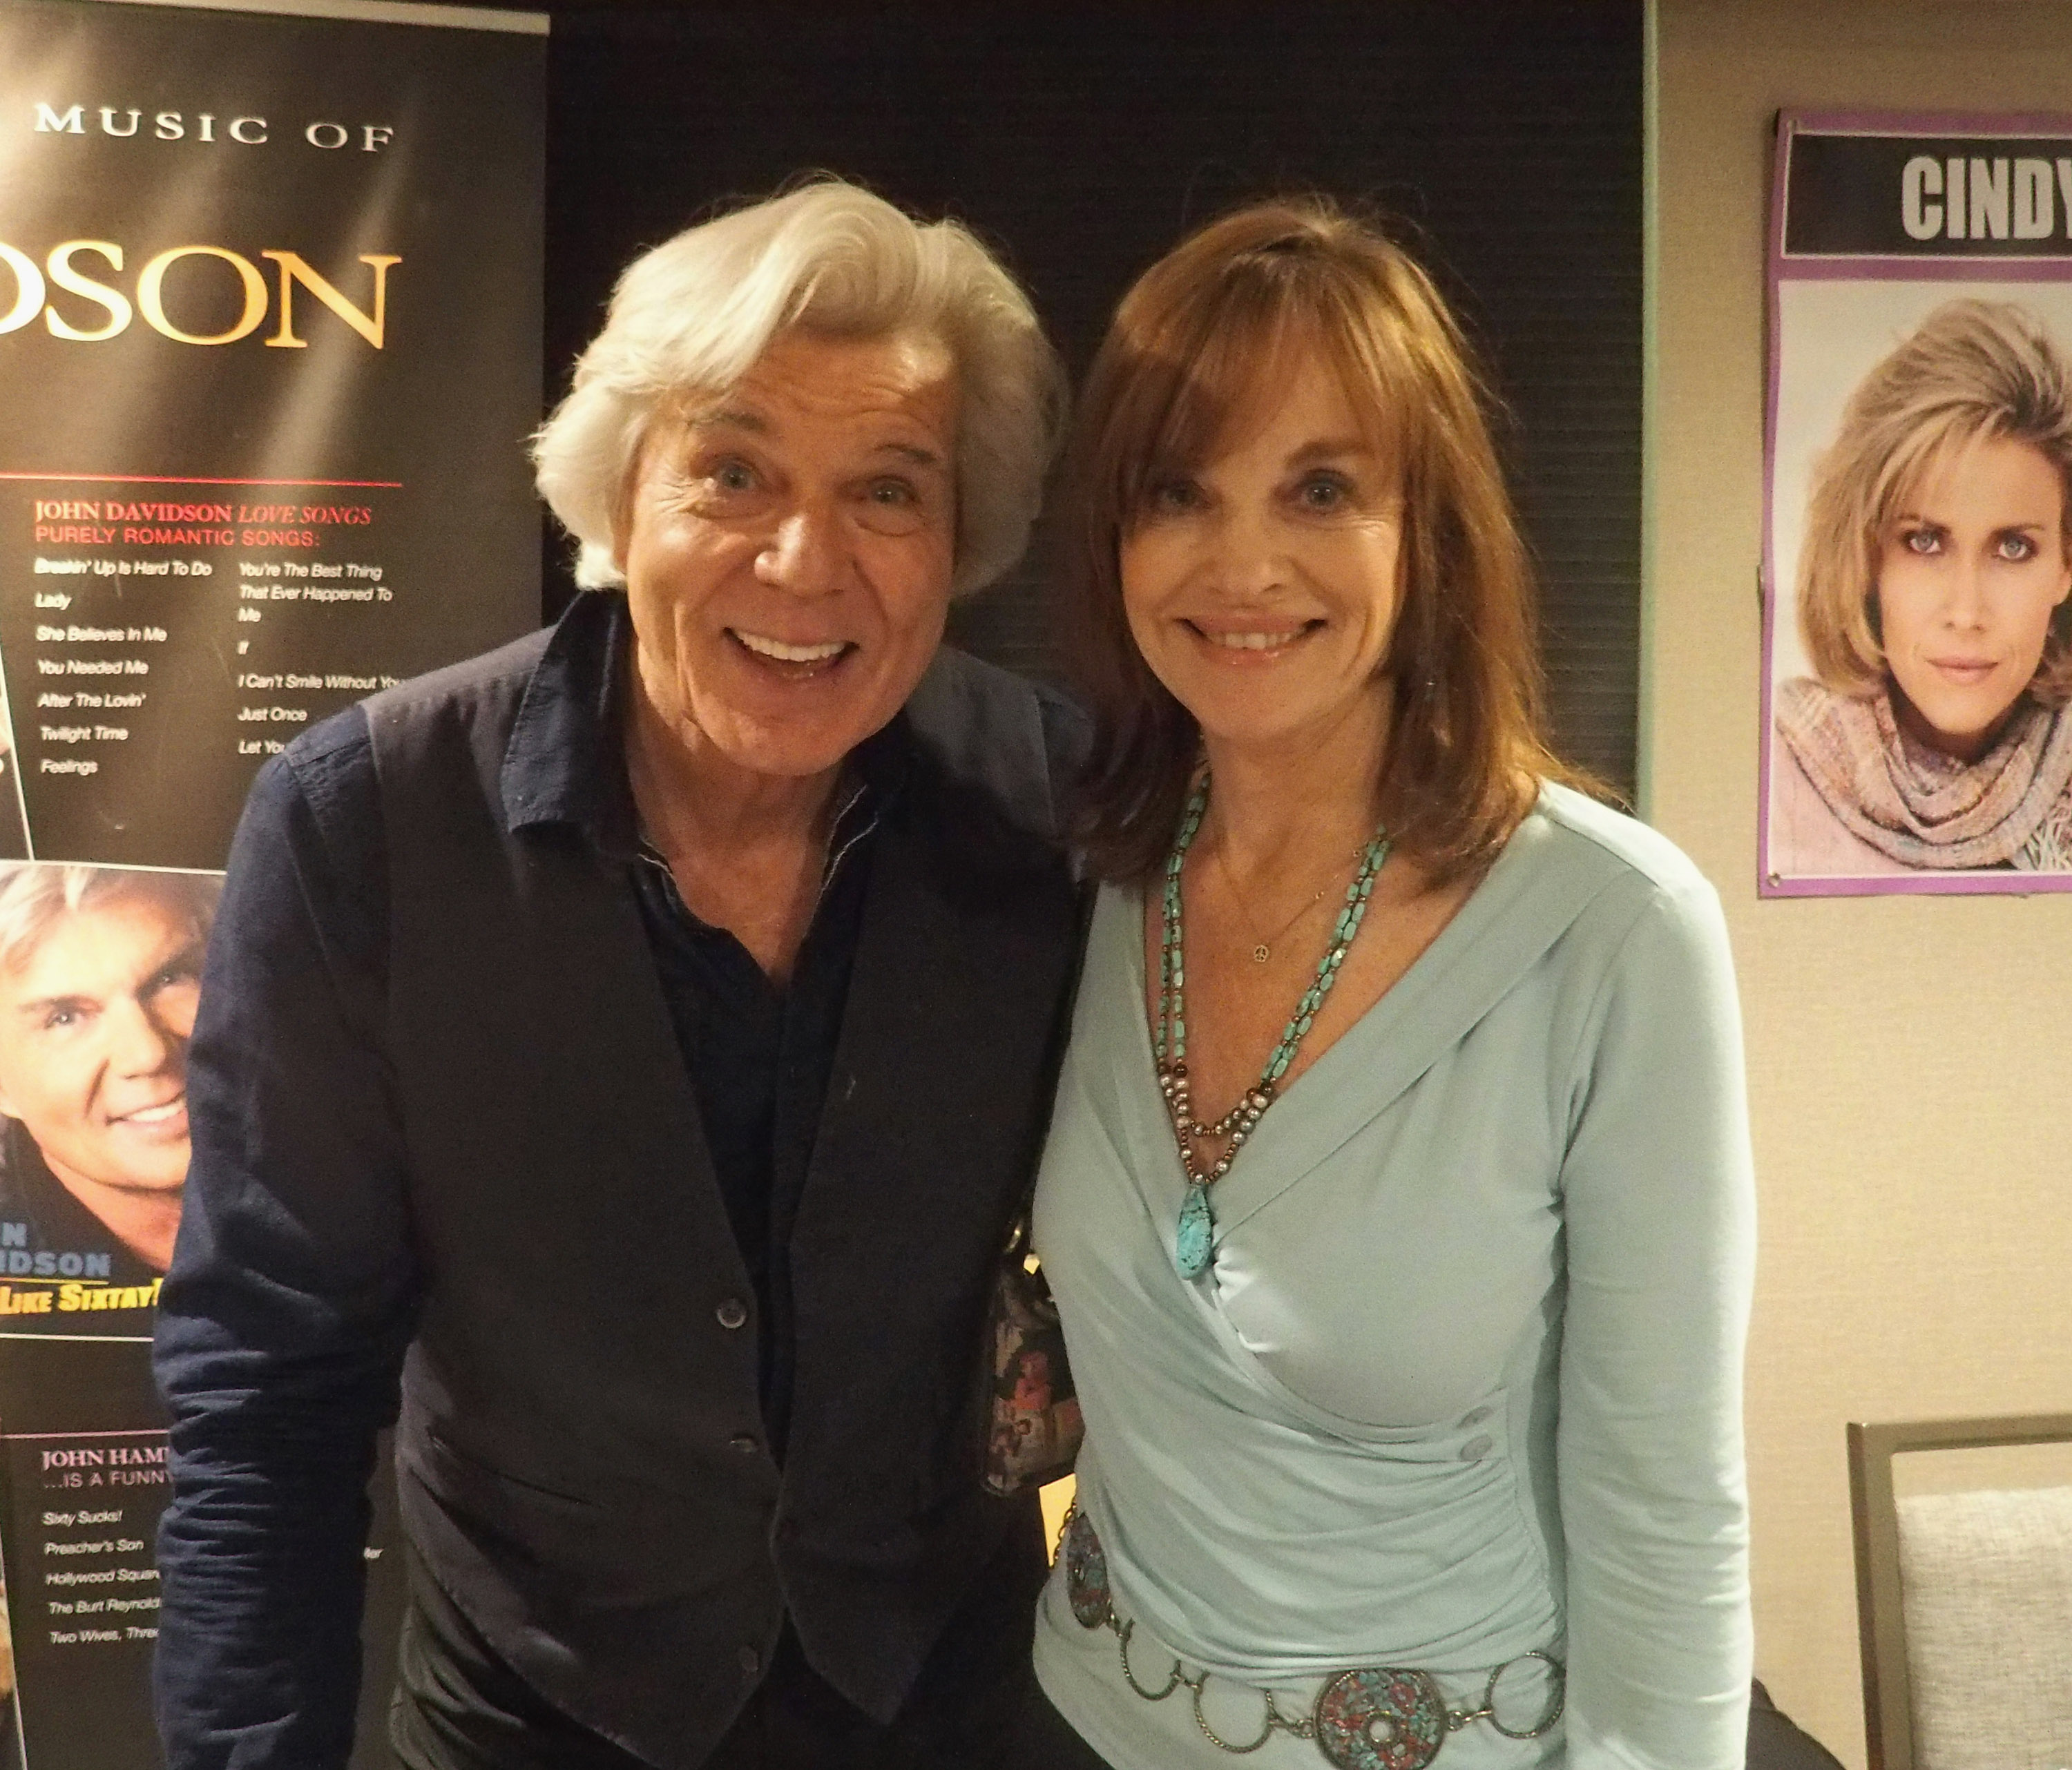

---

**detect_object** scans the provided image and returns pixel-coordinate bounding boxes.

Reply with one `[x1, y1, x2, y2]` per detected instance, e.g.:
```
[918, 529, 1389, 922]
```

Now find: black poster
[0, 0, 544, 1762]
[1783, 127, 2072, 260]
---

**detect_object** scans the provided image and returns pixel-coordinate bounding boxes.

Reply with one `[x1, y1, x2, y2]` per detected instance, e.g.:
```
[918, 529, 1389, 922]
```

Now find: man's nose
[756, 503, 846, 597]
[108, 998, 175, 1075]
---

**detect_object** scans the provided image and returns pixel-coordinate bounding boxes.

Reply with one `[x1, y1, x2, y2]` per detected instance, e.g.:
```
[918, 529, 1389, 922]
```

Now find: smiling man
[0, 863, 216, 1279]
[153, 182, 1084, 1770]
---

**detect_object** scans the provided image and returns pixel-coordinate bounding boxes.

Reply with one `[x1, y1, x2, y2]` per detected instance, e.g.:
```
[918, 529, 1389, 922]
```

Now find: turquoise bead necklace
[1155, 773, 1392, 1280]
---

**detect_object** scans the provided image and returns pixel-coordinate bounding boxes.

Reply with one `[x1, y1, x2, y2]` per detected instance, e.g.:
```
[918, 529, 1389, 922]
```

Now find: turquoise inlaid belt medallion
[1059, 1505, 1564, 1764]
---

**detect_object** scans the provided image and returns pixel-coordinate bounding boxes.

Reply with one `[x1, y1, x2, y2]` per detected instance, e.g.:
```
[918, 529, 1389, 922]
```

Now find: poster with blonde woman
[1763, 112, 2072, 895]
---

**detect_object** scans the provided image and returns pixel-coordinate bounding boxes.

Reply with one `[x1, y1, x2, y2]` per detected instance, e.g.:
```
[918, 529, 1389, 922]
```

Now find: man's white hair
[0, 864, 218, 978]
[534, 177, 1066, 596]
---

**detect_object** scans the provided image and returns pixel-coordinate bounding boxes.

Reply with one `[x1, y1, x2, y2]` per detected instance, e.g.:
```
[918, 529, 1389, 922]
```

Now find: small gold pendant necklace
[1211, 832, 1354, 963]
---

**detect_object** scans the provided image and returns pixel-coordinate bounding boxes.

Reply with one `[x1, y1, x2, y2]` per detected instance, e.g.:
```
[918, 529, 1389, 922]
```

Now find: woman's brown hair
[1062, 198, 1572, 884]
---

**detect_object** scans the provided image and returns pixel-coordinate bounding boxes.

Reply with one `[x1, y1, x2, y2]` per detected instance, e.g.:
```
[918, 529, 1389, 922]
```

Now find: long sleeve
[1556, 869, 1756, 1767]
[153, 710, 420, 1770]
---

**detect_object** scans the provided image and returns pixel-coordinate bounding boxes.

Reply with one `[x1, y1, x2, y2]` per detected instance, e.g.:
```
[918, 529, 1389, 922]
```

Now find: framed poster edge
[1761, 871, 2072, 898]
[79, 0, 547, 36]
[1779, 106, 2072, 139]
[1758, 110, 1790, 898]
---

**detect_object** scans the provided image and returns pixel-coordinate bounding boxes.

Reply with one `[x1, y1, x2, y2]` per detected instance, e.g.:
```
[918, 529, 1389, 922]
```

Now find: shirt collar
[500, 589, 912, 858]
[499, 587, 639, 854]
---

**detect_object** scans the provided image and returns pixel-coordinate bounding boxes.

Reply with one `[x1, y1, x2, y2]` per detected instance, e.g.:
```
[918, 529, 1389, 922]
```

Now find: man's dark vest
[363, 632, 1084, 1770]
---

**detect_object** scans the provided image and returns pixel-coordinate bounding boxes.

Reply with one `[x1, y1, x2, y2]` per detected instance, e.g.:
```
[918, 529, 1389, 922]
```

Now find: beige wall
[1649, 3, 2072, 1764]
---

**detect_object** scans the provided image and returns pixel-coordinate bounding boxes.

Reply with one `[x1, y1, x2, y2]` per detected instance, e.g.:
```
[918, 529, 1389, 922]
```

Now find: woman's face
[1876, 434, 2072, 762]
[615, 328, 961, 783]
[0, 893, 201, 1204]
[1118, 349, 1404, 761]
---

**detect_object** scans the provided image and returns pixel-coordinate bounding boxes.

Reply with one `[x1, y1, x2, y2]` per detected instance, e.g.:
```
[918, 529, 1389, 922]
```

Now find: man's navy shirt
[153, 591, 894, 1761]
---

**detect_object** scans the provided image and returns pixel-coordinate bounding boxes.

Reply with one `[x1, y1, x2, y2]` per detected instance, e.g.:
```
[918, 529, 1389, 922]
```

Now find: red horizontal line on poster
[0, 472, 403, 488]
[0, 1427, 165, 1440]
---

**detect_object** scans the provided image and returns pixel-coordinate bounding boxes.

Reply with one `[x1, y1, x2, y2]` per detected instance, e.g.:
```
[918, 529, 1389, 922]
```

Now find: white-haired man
[154, 180, 1084, 1770]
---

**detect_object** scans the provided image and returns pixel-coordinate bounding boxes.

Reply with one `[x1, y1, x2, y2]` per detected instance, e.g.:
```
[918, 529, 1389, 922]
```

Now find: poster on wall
[1763, 111, 2072, 896]
[0, 0, 545, 1761]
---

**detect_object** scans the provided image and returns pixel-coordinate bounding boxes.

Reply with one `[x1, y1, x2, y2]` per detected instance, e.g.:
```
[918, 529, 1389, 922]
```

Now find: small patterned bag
[978, 1211, 1083, 1498]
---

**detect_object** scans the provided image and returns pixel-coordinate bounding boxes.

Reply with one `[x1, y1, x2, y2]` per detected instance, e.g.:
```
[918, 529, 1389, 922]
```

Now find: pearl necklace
[1154, 775, 1392, 1280]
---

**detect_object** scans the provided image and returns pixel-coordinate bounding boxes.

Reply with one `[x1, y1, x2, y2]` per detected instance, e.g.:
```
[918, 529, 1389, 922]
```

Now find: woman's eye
[1146, 479, 1203, 516]
[1294, 473, 1352, 512]
[1995, 532, 2039, 563]
[1901, 526, 1944, 557]
[868, 479, 917, 508]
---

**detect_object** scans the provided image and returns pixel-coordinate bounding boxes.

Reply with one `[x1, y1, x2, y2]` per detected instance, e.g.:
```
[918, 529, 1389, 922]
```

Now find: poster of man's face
[0, 865, 218, 1277]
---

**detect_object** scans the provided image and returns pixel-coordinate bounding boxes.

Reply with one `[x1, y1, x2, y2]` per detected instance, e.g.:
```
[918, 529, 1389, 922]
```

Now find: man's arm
[154, 713, 421, 1770]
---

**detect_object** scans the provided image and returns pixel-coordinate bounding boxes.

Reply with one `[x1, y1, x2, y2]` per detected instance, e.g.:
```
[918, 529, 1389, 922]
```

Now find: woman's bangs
[1119, 294, 1287, 506]
[1121, 284, 1401, 513]
[1872, 412, 1981, 534]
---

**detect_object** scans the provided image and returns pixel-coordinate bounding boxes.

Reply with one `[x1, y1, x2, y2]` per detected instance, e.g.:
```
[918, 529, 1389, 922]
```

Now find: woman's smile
[1184, 616, 1325, 657]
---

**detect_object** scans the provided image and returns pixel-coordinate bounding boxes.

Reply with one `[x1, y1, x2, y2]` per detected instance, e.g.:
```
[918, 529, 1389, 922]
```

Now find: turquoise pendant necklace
[1155, 775, 1391, 1280]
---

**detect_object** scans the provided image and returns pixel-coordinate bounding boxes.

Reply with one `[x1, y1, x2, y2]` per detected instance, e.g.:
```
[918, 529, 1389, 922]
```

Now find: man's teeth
[1207, 629, 1302, 651]
[735, 631, 848, 664]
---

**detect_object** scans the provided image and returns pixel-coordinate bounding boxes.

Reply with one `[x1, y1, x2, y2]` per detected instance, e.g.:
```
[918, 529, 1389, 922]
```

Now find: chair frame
[1847, 1412, 2072, 1770]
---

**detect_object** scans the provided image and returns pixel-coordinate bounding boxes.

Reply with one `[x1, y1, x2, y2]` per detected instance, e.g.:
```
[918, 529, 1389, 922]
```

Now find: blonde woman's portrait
[1766, 293, 2072, 881]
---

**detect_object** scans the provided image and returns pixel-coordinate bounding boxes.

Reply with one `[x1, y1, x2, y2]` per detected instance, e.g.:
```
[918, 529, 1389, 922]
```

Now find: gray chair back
[1848, 1414, 2072, 1770]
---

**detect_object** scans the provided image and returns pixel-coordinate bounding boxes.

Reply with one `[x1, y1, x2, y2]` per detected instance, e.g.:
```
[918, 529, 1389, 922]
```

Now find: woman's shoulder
[1514, 780, 1719, 910]
[1478, 789, 1744, 1047]
[1392, 785, 1732, 1019]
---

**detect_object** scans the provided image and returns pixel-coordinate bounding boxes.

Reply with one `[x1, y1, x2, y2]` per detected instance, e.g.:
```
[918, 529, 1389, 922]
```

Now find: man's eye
[39, 1004, 84, 1032]
[868, 479, 917, 507]
[710, 460, 757, 494]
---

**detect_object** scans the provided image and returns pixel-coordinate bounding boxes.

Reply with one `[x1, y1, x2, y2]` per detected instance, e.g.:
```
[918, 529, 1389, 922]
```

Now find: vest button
[716, 1298, 749, 1330]
[729, 1432, 760, 1455]
[737, 1644, 761, 1677]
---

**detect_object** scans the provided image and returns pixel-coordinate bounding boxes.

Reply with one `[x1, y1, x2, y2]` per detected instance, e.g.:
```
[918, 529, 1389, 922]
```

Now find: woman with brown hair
[1017, 203, 1756, 1768]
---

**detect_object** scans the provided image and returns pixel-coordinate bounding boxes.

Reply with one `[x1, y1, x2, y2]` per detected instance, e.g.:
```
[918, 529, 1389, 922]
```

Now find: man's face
[616, 329, 961, 782]
[0, 894, 201, 1208]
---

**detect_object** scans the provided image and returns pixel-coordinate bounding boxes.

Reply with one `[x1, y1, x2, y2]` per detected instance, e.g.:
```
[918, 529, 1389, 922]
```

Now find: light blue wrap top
[1030, 785, 1756, 1769]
